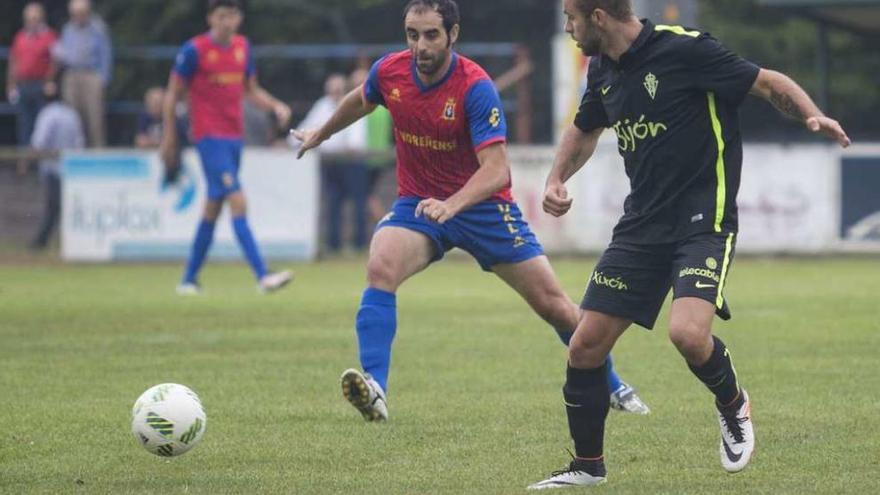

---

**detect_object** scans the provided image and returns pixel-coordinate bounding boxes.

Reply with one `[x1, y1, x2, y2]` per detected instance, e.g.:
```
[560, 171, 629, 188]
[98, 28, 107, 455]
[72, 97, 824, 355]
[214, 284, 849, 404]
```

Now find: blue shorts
[378, 197, 544, 271]
[196, 138, 243, 200]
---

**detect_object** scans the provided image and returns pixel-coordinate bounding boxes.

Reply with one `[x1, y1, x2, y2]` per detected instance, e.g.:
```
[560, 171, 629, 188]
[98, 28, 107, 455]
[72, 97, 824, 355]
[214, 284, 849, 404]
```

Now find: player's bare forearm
[750, 69, 822, 123]
[542, 126, 602, 218]
[547, 126, 602, 186]
[159, 76, 186, 167]
[293, 86, 376, 159]
[246, 83, 281, 111]
[445, 142, 511, 214]
[6, 59, 16, 94]
[246, 77, 291, 128]
[316, 87, 376, 141]
[161, 77, 185, 146]
[749, 69, 851, 147]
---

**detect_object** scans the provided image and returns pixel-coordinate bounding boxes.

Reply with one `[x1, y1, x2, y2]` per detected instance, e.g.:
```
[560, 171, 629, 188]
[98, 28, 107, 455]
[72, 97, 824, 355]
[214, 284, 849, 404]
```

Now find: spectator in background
[349, 67, 395, 225]
[29, 74, 84, 250]
[136, 86, 187, 150]
[7, 2, 57, 149]
[53, 0, 112, 147]
[297, 73, 369, 253]
[135, 86, 165, 148]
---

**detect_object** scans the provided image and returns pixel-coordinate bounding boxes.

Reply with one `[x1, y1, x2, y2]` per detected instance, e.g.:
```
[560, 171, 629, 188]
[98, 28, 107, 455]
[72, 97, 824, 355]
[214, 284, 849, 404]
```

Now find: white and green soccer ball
[131, 383, 206, 457]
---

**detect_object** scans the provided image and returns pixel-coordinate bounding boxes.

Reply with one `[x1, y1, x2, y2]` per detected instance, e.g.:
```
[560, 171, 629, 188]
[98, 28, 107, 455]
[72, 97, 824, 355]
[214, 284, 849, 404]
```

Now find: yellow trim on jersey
[654, 25, 701, 37]
[716, 233, 735, 309]
[707, 92, 726, 233]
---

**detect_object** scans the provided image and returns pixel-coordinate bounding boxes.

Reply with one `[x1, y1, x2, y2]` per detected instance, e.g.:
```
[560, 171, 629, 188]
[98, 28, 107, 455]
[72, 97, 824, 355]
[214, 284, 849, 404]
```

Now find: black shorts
[581, 232, 737, 329]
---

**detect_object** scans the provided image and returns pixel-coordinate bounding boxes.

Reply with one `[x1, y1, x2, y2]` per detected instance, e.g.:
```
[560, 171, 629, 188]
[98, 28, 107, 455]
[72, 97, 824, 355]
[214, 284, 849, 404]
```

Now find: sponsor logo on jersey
[591, 271, 629, 291]
[206, 50, 219, 64]
[679, 266, 720, 282]
[209, 72, 245, 85]
[612, 115, 668, 152]
[398, 130, 457, 152]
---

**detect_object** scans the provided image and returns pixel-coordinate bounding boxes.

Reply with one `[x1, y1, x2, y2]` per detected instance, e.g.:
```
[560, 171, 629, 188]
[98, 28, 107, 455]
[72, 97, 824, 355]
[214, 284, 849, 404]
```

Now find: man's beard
[578, 34, 602, 57]
[415, 51, 447, 76]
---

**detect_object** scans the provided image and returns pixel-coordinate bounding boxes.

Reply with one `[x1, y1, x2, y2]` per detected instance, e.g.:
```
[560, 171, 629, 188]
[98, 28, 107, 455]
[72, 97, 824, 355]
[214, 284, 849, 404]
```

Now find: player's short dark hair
[208, 0, 242, 13]
[574, 0, 633, 22]
[403, 0, 460, 35]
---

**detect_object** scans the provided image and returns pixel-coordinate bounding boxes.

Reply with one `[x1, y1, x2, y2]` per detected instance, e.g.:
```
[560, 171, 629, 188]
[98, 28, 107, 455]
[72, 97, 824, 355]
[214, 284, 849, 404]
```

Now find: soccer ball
[131, 383, 207, 457]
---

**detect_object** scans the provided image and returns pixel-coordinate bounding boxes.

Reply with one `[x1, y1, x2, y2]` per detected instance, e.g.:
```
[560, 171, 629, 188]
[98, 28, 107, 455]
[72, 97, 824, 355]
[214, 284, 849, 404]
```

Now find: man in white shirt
[298, 73, 369, 252]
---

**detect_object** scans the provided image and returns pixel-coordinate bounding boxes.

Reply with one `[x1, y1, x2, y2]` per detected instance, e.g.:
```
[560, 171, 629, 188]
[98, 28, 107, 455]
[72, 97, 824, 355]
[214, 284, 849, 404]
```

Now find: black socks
[564, 362, 610, 461]
[688, 336, 741, 407]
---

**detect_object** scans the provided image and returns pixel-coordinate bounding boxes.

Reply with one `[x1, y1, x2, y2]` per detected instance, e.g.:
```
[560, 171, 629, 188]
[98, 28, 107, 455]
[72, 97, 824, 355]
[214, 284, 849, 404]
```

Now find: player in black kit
[527, 0, 851, 489]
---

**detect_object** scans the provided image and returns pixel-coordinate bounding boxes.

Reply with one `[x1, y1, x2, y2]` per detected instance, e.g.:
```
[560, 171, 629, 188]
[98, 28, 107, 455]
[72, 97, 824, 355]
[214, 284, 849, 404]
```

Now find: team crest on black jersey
[644, 73, 658, 100]
[442, 98, 456, 121]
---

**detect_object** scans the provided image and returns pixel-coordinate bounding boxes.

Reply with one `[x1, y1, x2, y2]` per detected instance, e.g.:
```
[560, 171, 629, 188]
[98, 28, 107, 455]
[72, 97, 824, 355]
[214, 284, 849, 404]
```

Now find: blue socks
[356, 288, 397, 392]
[555, 328, 624, 393]
[605, 354, 623, 393]
[183, 219, 216, 284]
[232, 216, 268, 280]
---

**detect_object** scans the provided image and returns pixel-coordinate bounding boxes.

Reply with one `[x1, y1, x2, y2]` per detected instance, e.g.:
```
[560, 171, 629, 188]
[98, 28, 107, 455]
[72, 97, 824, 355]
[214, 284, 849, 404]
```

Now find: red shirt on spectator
[11, 27, 57, 81]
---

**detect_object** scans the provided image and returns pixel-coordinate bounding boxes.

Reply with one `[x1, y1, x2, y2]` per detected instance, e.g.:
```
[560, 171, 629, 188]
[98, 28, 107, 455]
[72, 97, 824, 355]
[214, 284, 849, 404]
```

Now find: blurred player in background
[294, 0, 648, 422]
[528, 0, 851, 489]
[160, 0, 293, 295]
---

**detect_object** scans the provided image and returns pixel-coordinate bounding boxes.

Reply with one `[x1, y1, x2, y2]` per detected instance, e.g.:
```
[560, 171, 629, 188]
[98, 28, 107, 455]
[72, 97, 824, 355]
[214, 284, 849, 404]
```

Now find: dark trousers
[16, 81, 46, 146]
[32, 173, 61, 249]
[322, 161, 369, 251]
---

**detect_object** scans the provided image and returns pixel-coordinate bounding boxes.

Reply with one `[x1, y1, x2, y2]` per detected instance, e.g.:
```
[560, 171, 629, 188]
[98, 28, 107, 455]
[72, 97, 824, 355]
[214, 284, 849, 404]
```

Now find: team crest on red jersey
[389, 88, 402, 102]
[234, 47, 245, 64]
[442, 98, 456, 121]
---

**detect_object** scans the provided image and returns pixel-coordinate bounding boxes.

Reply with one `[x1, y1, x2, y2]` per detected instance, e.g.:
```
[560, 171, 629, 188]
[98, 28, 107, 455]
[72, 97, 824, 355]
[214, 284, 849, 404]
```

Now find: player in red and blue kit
[160, 0, 292, 295]
[294, 0, 648, 421]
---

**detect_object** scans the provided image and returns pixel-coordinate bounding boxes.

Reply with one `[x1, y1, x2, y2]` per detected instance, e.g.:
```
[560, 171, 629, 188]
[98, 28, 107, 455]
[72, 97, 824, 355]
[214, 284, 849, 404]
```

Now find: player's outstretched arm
[292, 86, 377, 159]
[543, 125, 603, 217]
[416, 142, 511, 224]
[245, 75, 292, 130]
[159, 76, 186, 169]
[749, 69, 851, 148]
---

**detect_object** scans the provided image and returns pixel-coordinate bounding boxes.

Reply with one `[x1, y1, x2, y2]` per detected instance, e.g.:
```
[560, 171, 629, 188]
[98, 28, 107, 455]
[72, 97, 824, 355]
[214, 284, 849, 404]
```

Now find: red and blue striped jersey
[172, 33, 256, 142]
[363, 50, 511, 202]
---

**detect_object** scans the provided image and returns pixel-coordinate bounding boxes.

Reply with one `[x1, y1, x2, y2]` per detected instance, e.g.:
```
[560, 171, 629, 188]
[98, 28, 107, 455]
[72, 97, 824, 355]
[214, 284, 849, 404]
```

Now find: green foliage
[698, 0, 880, 139]
[1, 258, 879, 493]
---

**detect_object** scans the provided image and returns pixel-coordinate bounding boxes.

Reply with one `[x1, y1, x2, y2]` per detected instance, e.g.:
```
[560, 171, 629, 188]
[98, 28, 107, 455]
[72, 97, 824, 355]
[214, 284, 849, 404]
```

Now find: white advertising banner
[508, 143, 841, 254]
[736, 145, 838, 253]
[61, 149, 319, 262]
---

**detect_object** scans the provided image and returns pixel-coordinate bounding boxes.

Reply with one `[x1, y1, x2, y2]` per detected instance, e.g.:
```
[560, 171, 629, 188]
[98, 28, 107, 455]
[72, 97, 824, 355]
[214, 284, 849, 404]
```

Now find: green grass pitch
[1, 256, 878, 494]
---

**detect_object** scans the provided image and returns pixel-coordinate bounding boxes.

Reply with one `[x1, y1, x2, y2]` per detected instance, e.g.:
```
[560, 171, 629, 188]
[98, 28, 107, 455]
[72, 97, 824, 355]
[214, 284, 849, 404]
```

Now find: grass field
[1, 256, 879, 494]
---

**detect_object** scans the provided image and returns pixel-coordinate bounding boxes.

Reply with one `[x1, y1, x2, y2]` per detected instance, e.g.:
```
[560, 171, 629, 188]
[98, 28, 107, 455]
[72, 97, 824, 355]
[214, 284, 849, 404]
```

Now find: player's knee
[668, 320, 709, 359]
[568, 332, 607, 369]
[365, 254, 401, 291]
